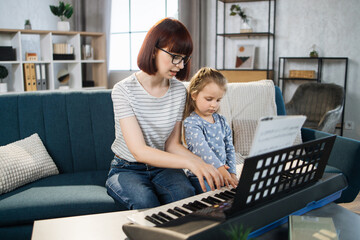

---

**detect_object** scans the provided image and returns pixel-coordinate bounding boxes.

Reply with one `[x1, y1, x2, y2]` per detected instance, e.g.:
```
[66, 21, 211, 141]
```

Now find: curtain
[73, 0, 111, 77]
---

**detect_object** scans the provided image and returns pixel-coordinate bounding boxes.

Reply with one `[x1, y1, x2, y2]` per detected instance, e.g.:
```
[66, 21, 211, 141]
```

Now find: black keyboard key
[145, 215, 162, 226]
[182, 204, 198, 212]
[151, 214, 168, 223]
[194, 200, 209, 208]
[208, 196, 222, 203]
[225, 190, 236, 197]
[219, 192, 232, 200]
[230, 188, 236, 193]
[167, 208, 183, 217]
[201, 197, 216, 205]
[174, 207, 190, 215]
[215, 193, 230, 201]
[158, 211, 174, 221]
[222, 191, 235, 198]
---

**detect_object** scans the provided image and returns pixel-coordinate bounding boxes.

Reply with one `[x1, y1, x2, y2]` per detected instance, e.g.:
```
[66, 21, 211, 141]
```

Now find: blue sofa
[0, 87, 359, 240]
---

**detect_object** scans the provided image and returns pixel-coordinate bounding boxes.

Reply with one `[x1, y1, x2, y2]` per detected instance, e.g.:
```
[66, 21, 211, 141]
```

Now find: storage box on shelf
[0, 29, 107, 93]
[215, 0, 276, 82]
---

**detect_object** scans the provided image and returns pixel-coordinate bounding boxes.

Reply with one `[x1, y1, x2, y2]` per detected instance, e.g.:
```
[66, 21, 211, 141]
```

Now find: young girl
[106, 18, 224, 210]
[183, 67, 238, 193]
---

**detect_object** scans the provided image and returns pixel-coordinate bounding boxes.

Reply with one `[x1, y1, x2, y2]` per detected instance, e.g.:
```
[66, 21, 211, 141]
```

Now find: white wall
[203, 0, 360, 140]
[0, 0, 74, 31]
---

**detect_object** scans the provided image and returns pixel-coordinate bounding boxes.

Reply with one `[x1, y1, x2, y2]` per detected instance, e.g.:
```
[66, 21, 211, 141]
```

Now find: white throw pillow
[0, 133, 59, 195]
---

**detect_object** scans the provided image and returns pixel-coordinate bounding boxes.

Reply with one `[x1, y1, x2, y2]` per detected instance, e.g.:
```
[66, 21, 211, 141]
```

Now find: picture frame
[235, 44, 255, 69]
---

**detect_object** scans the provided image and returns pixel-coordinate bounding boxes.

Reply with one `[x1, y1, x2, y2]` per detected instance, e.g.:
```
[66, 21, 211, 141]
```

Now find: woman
[106, 18, 224, 210]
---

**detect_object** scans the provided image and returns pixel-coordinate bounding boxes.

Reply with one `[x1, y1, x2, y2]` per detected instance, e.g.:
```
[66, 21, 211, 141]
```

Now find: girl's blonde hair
[183, 67, 227, 120]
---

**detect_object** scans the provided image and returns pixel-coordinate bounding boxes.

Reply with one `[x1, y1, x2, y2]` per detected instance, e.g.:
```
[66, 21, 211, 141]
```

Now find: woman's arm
[120, 117, 224, 192]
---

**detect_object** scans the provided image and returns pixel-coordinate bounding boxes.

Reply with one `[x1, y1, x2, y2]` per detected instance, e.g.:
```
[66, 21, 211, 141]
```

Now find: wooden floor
[339, 193, 360, 215]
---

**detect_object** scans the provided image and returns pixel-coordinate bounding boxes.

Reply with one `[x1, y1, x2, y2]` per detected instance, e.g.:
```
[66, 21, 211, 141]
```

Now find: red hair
[137, 18, 193, 80]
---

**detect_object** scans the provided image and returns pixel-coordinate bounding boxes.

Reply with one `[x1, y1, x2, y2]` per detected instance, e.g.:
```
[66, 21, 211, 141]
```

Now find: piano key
[127, 186, 234, 227]
[222, 191, 235, 198]
[225, 190, 236, 197]
[158, 211, 174, 221]
[207, 196, 222, 204]
[215, 193, 230, 201]
[193, 200, 209, 208]
[174, 206, 190, 215]
[182, 204, 198, 212]
[151, 214, 168, 224]
[167, 208, 183, 217]
[188, 202, 203, 210]
[145, 215, 162, 226]
[201, 197, 217, 205]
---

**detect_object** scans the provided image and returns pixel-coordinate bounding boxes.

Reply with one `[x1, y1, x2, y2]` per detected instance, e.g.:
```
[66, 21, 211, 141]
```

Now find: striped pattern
[111, 74, 187, 162]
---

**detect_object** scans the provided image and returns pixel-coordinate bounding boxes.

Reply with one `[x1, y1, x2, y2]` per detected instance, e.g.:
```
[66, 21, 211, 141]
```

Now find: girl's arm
[120, 117, 224, 192]
[184, 120, 237, 189]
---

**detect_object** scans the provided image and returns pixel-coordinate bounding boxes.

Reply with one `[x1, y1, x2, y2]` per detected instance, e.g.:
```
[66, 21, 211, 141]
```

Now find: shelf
[81, 59, 105, 63]
[0, 61, 21, 64]
[0, 28, 107, 93]
[217, 32, 274, 37]
[219, 0, 269, 2]
[279, 77, 318, 81]
[215, 0, 276, 81]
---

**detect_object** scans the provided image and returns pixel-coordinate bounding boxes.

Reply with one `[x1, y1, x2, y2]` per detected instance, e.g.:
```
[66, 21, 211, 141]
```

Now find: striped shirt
[111, 73, 187, 162]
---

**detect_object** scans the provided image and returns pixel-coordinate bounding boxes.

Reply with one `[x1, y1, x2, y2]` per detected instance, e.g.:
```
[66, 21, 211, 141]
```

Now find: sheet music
[249, 115, 306, 157]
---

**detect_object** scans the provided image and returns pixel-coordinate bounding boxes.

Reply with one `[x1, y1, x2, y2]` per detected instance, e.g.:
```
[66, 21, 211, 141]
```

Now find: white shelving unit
[0, 29, 107, 93]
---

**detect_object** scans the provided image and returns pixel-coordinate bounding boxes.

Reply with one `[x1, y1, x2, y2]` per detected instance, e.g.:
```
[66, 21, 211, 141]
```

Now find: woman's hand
[218, 166, 238, 189]
[188, 159, 224, 192]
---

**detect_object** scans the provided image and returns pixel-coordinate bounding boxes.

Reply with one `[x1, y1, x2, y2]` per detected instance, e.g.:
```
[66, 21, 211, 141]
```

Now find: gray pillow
[0, 133, 59, 195]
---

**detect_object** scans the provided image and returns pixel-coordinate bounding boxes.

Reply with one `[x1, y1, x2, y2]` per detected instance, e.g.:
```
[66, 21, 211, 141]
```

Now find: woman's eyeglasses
[156, 47, 191, 65]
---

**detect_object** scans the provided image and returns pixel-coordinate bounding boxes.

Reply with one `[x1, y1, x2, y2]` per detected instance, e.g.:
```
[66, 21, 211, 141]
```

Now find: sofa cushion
[0, 171, 125, 227]
[0, 133, 59, 195]
[218, 80, 277, 128]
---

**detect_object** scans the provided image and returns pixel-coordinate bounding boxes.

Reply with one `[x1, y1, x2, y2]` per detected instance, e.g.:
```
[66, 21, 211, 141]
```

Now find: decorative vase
[0, 83, 7, 93]
[57, 21, 70, 31]
[240, 19, 253, 33]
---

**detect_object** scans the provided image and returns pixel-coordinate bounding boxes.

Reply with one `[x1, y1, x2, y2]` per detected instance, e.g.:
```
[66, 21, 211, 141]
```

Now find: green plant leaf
[50, 5, 60, 17]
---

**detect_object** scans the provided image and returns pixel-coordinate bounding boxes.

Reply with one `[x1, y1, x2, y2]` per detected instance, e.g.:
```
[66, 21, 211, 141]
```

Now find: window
[109, 0, 178, 70]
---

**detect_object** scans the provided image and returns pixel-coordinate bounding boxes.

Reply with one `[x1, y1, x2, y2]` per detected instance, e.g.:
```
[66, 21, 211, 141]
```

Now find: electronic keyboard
[123, 136, 347, 240]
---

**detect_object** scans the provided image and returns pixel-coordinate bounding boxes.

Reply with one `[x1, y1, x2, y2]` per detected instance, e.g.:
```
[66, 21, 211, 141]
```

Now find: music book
[249, 115, 306, 157]
[289, 215, 338, 240]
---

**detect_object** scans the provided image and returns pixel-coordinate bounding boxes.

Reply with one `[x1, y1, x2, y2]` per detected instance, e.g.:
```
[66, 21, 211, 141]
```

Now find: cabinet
[0, 29, 107, 93]
[278, 57, 348, 135]
[215, 0, 276, 82]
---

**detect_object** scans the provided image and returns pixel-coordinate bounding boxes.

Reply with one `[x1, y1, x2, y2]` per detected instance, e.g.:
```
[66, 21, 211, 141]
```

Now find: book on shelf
[40, 64, 47, 90]
[35, 64, 42, 90]
[289, 215, 338, 240]
[23, 63, 37, 91]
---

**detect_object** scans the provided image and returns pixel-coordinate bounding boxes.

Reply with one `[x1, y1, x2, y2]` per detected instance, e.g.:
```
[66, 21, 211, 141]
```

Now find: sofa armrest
[302, 128, 360, 203]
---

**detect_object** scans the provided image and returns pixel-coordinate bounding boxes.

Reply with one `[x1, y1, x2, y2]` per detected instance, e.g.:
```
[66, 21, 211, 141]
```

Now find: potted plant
[0, 65, 9, 93]
[50, 1, 73, 31]
[230, 4, 253, 33]
[24, 19, 32, 30]
[223, 224, 253, 240]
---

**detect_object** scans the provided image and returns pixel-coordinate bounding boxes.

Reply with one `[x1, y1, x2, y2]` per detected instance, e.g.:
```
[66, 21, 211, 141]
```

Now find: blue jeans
[106, 156, 195, 210]
[189, 175, 212, 194]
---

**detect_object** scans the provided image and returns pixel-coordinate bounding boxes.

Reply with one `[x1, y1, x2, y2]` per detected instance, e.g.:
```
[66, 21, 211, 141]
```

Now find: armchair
[285, 82, 344, 134]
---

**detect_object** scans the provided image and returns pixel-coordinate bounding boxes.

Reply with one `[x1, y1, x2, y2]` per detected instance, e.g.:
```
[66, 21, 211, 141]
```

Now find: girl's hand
[231, 173, 238, 186]
[218, 166, 238, 189]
